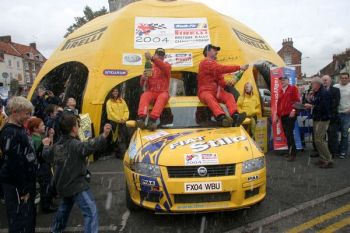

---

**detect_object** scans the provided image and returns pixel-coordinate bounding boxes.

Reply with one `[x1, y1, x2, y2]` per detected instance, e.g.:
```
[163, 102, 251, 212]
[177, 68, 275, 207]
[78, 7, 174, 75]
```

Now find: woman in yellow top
[237, 82, 261, 138]
[0, 104, 7, 130]
[106, 88, 130, 157]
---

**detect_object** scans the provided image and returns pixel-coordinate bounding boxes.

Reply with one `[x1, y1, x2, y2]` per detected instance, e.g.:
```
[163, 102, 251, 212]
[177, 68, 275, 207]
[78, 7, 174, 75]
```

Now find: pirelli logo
[61, 26, 108, 51]
[232, 28, 270, 50]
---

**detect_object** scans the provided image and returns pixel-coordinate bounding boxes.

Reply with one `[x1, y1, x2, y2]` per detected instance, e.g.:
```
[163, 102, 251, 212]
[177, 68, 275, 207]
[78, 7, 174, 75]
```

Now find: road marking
[0, 225, 117, 233]
[318, 216, 350, 233]
[226, 186, 350, 233]
[199, 216, 206, 233]
[119, 210, 130, 232]
[91, 171, 124, 175]
[287, 203, 350, 233]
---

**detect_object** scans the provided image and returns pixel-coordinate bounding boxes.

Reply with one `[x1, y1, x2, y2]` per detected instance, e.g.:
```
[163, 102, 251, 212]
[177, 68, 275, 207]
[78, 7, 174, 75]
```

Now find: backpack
[47, 139, 70, 197]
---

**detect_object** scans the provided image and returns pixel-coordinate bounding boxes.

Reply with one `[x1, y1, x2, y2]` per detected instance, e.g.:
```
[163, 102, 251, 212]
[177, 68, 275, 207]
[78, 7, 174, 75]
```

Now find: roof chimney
[29, 42, 37, 50]
[0, 35, 12, 43]
[282, 38, 293, 47]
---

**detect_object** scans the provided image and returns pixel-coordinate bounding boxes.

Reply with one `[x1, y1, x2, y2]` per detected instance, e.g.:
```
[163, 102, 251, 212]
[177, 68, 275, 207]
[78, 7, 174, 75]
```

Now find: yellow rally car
[123, 96, 266, 213]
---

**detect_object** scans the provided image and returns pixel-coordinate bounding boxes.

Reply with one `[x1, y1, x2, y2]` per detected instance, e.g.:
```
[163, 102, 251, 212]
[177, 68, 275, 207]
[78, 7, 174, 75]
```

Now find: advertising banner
[270, 67, 303, 151]
[165, 53, 193, 67]
[79, 113, 93, 142]
[255, 117, 268, 153]
[134, 17, 210, 49]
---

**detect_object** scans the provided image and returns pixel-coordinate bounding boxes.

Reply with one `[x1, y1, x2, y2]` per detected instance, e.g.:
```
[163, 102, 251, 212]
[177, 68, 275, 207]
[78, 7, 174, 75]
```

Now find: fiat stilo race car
[123, 97, 266, 213]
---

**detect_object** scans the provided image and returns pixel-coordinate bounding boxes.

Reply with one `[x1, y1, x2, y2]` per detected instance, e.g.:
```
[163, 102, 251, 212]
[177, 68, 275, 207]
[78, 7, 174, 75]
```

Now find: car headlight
[242, 157, 265, 174]
[133, 163, 161, 177]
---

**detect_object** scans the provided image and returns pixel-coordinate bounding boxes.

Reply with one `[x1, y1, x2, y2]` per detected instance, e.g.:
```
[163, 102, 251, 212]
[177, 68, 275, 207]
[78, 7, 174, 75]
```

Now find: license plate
[184, 181, 222, 193]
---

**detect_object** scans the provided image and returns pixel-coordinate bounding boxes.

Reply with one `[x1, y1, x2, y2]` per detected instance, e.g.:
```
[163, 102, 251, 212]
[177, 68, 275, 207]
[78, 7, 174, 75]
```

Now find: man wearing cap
[276, 76, 300, 161]
[305, 76, 333, 168]
[137, 48, 171, 131]
[197, 44, 249, 127]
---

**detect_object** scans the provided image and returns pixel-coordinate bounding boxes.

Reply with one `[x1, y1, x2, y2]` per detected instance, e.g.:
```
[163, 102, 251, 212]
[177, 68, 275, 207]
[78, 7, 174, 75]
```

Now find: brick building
[277, 38, 302, 80]
[0, 35, 46, 89]
[319, 48, 350, 83]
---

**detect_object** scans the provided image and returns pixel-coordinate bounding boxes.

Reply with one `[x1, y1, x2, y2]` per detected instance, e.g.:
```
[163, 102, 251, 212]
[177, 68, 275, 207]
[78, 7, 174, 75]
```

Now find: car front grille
[174, 192, 231, 203]
[167, 164, 235, 178]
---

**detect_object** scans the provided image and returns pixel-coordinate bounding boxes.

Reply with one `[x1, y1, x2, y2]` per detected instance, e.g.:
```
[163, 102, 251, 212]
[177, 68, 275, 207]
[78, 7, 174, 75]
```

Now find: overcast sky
[1, 0, 349, 76]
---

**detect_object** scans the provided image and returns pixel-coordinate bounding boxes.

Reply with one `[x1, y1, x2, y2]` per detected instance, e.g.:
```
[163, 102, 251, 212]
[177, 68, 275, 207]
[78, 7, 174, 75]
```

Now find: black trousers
[2, 182, 36, 233]
[37, 163, 54, 210]
[327, 119, 339, 155]
[281, 115, 297, 156]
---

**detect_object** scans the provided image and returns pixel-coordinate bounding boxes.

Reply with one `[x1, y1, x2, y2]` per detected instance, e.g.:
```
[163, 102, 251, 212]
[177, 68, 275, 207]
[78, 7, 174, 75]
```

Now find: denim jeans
[339, 113, 350, 156]
[52, 189, 98, 233]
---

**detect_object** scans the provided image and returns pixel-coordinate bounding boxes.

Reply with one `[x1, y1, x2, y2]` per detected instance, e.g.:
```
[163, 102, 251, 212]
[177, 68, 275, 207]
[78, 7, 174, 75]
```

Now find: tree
[65, 6, 108, 37]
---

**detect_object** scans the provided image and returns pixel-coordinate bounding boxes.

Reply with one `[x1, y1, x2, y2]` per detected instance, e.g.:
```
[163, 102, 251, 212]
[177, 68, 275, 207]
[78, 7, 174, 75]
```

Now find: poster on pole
[134, 17, 210, 49]
[270, 67, 303, 151]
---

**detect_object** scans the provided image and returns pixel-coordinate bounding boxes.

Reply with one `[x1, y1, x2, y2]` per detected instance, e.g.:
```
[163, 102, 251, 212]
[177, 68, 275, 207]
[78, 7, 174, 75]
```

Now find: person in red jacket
[276, 76, 300, 161]
[137, 48, 171, 131]
[198, 44, 249, 127]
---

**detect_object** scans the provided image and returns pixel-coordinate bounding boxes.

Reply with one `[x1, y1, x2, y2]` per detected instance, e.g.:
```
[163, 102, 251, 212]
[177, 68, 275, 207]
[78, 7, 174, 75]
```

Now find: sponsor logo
[197, 167, 207, 177]
[136, 23, 167, 36]
[248, 175, 259, 182]
[174, 23, 201, 29]
[170, 136, 205, 149]
[128, 142, 137, 159]
[141, 179, 156, 186]
[232, 28, 270, 50]
[123, 53, 142, 65]
[165, 53, 193, 67]
[176, 203, 228, 209]
[143, 131, 170, 141]
[185, 153, 218, 166]
[61, 27, 107, 51]
[103, 69, 128, 76]
[184, 181, 222, 193]
[170, 135, 248, 153]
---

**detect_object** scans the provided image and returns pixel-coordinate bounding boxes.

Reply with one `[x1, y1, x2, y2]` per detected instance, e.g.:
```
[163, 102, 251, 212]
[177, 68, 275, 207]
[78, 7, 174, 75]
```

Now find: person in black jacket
[305, 77, 333, 168]
[322, 75, 341, 157]
[42, 114, 111, 233]
[0, 96, 37, 233]
[31, 87, 48, 120]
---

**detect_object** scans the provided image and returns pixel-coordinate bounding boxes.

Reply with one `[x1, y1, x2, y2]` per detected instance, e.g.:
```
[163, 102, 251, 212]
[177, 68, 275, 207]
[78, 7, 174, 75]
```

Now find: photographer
[31, 86, 48, 120]
[42, 114, 111, 233]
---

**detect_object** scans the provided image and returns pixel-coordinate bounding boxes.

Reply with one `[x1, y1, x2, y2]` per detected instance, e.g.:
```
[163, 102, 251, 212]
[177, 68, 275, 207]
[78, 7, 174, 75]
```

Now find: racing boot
[232, 112, 247, 127]
[136, 117, 146, 129]
[216, 114, 233, 127]
[147, 118, 157, 131]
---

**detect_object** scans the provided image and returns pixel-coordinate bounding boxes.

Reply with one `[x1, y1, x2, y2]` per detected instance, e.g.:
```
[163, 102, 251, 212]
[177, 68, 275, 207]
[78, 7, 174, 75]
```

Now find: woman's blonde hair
[243, 82, 254, 96]
[7, 96, 34, 114]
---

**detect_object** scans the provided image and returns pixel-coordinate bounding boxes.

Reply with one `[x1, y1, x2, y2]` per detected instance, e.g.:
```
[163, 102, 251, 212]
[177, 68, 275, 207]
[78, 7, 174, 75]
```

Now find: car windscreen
[157, 106, 217, 129]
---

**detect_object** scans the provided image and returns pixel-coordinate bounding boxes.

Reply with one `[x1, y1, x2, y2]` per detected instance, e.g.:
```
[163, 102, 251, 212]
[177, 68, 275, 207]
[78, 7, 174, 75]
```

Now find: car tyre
[125, 183, 140, 211]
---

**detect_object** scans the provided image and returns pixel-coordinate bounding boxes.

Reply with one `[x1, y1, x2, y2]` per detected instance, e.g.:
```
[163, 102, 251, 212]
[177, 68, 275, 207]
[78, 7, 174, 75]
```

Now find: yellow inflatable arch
[28, 0, 284, 134]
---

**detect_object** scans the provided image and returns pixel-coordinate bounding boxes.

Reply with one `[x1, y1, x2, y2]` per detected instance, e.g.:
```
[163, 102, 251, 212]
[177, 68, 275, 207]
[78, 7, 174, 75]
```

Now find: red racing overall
[138, 58, 171, 120]
[197, 58, 241, 117]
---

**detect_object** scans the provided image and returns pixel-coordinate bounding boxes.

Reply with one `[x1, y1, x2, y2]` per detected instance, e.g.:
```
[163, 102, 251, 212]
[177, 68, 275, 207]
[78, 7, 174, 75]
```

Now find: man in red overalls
[137, 48, 171, 131]
[198, 44, 249, 127]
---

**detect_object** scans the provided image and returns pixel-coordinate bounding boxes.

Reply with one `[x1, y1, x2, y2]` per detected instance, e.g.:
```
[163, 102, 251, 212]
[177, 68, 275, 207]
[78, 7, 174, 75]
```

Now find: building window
[32, 62, 36, 71]
[26, 52, 33, 59]
[24, 62, 29, 70]
[284, 54, 292, 65]
[8, 59, 12, 67]
[17, 61, 20, 68]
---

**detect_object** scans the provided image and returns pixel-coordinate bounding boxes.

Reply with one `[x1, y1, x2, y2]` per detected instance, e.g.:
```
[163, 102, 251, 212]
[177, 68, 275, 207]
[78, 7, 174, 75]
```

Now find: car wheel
[125, 183, 140, 211]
